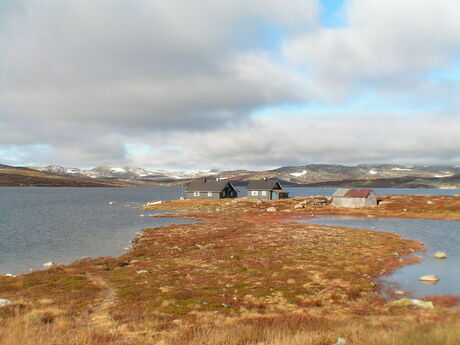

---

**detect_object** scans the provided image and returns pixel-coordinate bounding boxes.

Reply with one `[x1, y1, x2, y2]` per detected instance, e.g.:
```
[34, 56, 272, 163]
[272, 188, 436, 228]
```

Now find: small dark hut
[186, 178, 237, 199]
[246, 179, 289, 200]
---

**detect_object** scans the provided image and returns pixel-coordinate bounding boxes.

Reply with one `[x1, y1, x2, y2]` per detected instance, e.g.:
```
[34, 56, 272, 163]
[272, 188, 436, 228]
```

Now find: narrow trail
[86, 273, 118, 331]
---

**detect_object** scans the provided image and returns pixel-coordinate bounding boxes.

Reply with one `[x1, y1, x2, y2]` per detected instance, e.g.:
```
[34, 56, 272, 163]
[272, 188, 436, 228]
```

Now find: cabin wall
[185, 192, 221, 200]
[332, 195, 377, 208]
[247, 189, 272, 200]
[222, 185, 237, 198]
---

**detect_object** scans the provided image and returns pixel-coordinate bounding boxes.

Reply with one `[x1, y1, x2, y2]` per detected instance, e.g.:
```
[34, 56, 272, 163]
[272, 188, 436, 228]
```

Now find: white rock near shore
[419, 274, 440, 282]
[388, 298, 435, 309]
[43, 261, 55, 268]
[434, 251, 447, 259]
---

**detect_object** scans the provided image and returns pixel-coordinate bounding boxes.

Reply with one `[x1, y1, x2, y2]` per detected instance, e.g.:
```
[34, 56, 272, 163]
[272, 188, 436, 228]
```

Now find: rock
[426, 200, 434, 205]
[108, 201, 116, 205]
[0, 299, 12, 307]
[255, 200, 263, 205]
[294, 203, 305, 209]
[4, 273, 16, 278]
[394, 290, 405, 295]
[287, 279, 296, 285]
[145, 200, 163, 206]
[78, 256, 92, 263]
[266, 207, 277, 212]
[434, 251, 447, 259]
[43, 261, 54, 268]
[136, 270, 148, 274]
[332, 338, 347, 345]
[419, 274, 439, 282]
[388, 298, 434, 309]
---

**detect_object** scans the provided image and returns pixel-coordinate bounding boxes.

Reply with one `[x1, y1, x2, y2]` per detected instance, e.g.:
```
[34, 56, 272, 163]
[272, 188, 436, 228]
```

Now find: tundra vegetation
[1, 195, 459, 345]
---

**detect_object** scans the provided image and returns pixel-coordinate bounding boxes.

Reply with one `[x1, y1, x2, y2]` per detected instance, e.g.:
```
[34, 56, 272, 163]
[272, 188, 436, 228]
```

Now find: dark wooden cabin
[186, 178, 237, 199]
[246, 179, 289, 200]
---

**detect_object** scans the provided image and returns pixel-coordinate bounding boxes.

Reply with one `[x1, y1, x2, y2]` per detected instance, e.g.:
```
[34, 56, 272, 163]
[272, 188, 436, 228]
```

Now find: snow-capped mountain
[31, 165, 220, 180]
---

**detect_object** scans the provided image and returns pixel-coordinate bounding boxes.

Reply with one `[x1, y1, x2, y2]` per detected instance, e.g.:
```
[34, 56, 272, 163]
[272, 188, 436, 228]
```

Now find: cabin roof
[333, 188, 373, 198]
[187, 179, 233, 192]
[246, 179, 284, 190]
[332, 188, 350, 197]
[345, 189, 372, 198]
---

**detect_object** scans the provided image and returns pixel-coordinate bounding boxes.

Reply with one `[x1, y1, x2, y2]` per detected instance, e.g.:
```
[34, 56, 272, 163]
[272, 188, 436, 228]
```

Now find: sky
[1, 0, 460, 170]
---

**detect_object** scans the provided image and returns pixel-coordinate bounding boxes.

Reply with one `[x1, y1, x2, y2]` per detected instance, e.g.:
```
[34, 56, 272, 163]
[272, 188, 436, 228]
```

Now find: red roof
[344, 189, 371, 198]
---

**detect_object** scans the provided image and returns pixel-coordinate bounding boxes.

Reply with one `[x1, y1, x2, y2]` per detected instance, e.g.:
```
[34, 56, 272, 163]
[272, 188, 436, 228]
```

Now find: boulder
[43, 261, 54, 268]
[266, 207, 277, 212]
[145, 200, 163, 206]
[394, 290, 405, 295]
[294, 203, 305, 209]
[388, 298, 434, 309]
[434, 251, 447, 259]
[77, 256, 92, 263]
[0, 299, 12, 307]
[332, 338, 347, 345]
[136, 270, 148, 274]
[419, 274, 439, 282]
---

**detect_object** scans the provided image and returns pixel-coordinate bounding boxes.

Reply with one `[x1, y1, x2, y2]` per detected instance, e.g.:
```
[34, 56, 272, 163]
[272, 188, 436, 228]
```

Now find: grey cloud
[128, 114, 460, 169]
[0, 0, 317, 129]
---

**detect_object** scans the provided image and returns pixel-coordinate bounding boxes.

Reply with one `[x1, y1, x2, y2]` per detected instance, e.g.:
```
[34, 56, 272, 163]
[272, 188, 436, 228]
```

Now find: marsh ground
[1, 196, 459, 345]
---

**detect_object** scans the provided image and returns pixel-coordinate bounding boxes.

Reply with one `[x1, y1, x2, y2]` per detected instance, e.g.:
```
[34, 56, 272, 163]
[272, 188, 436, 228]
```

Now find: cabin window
[208, 192, 212, 197]
[261, 191, 267, 196]
[251, 191, 258, 196]
[193, 192, 200, 196]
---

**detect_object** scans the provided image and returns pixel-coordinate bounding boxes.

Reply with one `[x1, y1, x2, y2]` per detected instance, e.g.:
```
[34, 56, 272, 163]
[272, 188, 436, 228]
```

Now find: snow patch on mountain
[290, 170, 307, 177]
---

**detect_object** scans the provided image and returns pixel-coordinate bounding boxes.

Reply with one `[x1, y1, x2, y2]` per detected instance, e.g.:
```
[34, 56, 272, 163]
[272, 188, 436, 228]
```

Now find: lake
[1, 186, 459, 284]
[304, 216, 460, 298]
[0, 186, 190, 275]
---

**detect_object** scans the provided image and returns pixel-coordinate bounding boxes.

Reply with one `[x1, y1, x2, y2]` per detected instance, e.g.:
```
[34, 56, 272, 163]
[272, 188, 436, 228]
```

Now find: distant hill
[24, 163, 460, 188]
[297, 174, 460, 189]
[0, 164, 126, 187]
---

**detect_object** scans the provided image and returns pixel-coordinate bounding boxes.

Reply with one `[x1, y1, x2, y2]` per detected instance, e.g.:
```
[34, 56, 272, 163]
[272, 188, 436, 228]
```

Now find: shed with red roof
[332, 188, 377, 208]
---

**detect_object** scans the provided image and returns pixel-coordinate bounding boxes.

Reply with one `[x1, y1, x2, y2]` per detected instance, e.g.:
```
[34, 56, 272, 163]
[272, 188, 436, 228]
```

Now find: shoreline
[1, 196, 460, 344]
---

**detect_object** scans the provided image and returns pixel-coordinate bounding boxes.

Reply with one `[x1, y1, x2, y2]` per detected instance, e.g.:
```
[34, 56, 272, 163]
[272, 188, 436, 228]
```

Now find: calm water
[0, 186, 191, 275]
[304, 216, 460, 298]
[1, 186, 459, 286]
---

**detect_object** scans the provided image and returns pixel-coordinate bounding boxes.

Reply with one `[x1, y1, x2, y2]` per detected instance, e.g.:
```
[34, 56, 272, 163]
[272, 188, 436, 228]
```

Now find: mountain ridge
[23, 163, 460, 188]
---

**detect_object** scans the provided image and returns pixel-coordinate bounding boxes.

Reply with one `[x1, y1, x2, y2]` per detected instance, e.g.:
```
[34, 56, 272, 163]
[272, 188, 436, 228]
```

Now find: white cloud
[1, 0, 459, 169]
[124, 113, 460, 169]
[284, 0, 460, 100]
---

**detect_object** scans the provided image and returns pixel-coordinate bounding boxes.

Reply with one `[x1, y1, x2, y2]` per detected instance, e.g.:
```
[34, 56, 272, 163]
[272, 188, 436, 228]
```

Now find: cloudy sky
[1, 0, 459, 170]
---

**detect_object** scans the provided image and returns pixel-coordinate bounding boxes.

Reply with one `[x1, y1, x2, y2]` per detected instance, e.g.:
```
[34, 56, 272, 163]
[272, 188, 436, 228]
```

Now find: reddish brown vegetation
[1, 196, 459, 344]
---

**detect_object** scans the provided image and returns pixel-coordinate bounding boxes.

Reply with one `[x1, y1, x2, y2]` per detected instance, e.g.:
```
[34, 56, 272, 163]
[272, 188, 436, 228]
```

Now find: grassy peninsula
[1, 196, 460, 345]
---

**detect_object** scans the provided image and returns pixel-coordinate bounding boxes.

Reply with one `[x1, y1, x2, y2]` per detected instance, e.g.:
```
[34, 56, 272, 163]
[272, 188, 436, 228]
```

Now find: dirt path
[86, 274, 118, 331]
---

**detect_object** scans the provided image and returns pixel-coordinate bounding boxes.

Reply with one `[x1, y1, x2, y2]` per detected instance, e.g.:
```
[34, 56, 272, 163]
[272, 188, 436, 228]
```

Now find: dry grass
[1, 197, 460, 344]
